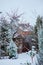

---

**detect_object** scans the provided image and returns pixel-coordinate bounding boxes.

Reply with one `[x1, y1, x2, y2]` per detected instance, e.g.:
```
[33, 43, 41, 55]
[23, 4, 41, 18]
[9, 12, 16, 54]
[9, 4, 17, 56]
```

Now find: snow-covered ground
[0, 52, 38, 65]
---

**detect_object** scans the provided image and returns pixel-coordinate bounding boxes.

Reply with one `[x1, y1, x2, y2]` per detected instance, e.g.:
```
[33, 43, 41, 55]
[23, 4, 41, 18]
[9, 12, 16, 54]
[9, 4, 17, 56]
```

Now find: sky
[0, 0, 43, 26]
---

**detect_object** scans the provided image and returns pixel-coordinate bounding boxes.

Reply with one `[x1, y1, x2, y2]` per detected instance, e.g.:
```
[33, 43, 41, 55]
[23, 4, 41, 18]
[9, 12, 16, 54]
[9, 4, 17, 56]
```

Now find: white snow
[0, 52, 38, 65]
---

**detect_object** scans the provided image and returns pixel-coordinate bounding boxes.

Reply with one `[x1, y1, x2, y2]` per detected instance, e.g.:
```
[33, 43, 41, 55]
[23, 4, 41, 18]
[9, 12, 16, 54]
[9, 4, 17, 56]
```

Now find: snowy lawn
[0, 52, 38, 65]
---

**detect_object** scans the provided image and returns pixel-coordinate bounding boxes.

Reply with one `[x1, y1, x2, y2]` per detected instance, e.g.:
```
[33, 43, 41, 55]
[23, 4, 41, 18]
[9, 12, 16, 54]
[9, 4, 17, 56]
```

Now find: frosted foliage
[0, 17, 18, 58]
[37, 21, 43, 65]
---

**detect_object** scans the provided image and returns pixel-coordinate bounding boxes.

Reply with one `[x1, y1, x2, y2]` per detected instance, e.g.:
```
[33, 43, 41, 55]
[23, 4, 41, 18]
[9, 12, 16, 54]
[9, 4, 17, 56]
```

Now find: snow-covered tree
[0, 17, 10, 56]
[36, 16, 43, 65]
[0, 10, 22, 58]
[7, 11, 20, 58]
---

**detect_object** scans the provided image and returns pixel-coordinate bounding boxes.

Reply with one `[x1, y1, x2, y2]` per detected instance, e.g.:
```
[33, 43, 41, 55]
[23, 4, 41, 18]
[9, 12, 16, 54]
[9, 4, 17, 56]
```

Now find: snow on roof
[13, 33, 20, 38]
[19, 23, 33, 32]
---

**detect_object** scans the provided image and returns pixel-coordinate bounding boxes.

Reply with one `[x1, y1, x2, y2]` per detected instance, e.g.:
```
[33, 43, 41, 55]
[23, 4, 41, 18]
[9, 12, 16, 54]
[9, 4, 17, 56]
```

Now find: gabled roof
[18, 23, 33, 32]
